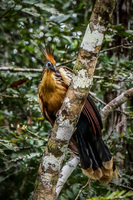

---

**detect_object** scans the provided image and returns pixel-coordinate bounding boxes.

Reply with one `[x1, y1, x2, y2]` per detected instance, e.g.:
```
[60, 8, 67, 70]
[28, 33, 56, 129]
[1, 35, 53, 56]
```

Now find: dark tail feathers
[70, 95, 116, 184]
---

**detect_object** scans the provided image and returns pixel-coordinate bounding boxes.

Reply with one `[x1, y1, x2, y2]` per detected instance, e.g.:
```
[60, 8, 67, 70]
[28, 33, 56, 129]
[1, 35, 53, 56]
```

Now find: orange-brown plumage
[38, 68, 69, 125]
[38, 44, 116, 184]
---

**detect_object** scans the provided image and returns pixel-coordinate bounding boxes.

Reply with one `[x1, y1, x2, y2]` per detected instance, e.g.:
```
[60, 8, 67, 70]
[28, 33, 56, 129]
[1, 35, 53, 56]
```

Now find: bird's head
[39, 44, 56, 72]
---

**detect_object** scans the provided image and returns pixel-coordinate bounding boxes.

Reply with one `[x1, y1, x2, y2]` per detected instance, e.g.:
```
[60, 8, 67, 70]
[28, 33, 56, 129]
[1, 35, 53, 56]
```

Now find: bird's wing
[56, 66, 73, 87]
[38, 94, 55, 126]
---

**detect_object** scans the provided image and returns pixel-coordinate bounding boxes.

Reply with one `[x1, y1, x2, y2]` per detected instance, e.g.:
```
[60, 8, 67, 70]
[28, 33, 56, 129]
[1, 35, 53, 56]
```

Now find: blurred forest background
[0, 0, 133, 199]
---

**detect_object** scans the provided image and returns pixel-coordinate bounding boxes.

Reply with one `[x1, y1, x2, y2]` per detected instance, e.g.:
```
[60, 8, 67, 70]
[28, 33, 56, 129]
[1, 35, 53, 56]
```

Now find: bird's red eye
[45, 62, 56, 72]
[46, 62, 52, 68]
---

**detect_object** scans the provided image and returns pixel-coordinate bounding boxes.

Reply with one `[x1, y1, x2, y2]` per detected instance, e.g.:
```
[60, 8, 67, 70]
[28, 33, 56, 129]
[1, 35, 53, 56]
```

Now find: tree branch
[100, 88, 133, 122]
[0, 66, 104, 80]
[100, 43, 133, 53]
[1, 66, 132, 84]
[89, 92, 129, 116]
[0, 66, 42, 73]
[56, 155, 79, 196]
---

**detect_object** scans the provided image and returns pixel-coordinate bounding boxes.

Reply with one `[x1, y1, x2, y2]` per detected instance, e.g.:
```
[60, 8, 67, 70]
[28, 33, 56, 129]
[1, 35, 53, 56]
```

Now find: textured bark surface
[56, 155, 79, 197]
[33, 0, 116, 199]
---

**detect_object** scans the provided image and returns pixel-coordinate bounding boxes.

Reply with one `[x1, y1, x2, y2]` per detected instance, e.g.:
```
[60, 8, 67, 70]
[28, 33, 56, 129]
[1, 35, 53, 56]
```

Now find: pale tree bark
[33, 0, 116, 200]
[56, 87, 133, 197]
[56, 155, 80, 196]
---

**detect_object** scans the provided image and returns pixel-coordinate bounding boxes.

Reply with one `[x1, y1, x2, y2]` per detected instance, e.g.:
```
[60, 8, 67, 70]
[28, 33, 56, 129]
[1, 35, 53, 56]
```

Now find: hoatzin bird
[38, 44, 115, 184]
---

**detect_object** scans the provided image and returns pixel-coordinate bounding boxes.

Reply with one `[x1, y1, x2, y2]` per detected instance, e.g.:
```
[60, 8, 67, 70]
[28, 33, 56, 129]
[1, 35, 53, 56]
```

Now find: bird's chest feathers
[42, 72, 56, 92]
[39, 70, 67, 113]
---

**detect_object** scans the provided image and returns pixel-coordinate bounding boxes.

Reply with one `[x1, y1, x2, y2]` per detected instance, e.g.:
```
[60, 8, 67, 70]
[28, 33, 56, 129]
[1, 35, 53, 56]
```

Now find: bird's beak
[52, 65, 56, 72]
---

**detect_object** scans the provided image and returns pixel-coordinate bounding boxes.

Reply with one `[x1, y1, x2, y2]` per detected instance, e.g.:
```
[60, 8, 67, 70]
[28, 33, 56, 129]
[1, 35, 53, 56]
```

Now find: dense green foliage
[0, 0, 133, 199]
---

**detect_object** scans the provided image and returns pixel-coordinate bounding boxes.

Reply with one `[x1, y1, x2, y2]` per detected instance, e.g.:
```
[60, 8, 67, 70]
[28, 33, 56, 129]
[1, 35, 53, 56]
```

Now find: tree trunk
[104, 0, 131, 135]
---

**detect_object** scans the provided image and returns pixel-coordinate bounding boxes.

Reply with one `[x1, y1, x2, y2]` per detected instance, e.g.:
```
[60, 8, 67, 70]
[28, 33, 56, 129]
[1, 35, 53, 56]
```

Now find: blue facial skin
[45, 62, 56, 72]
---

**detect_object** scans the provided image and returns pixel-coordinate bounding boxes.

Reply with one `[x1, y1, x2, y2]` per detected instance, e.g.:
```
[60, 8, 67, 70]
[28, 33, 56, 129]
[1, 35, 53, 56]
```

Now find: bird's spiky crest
[39, 44, 56, 66]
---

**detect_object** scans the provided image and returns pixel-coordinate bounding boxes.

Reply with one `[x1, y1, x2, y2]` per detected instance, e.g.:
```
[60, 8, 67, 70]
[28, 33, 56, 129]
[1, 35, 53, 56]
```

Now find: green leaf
[22, 8, 40, 17]
[51, 14, 71, 23]
[35, 3, 57, 14]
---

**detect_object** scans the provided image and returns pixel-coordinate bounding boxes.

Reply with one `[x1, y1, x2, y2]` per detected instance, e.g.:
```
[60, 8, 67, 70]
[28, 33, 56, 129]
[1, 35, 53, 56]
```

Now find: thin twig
[89, 92, 106, 106]
[115, 110, 129, 117]
[106, 118, 127, 143]
[75, 179, 91, 200]
[0, 66, 42, 73]
[57, 58, 76, 66]
[0, 4, 16, 18]
[110, 182, 133, 191]
[100, 44, 133, 53]
[0, 94, 22, 98]
[21, 125, 47, 140]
